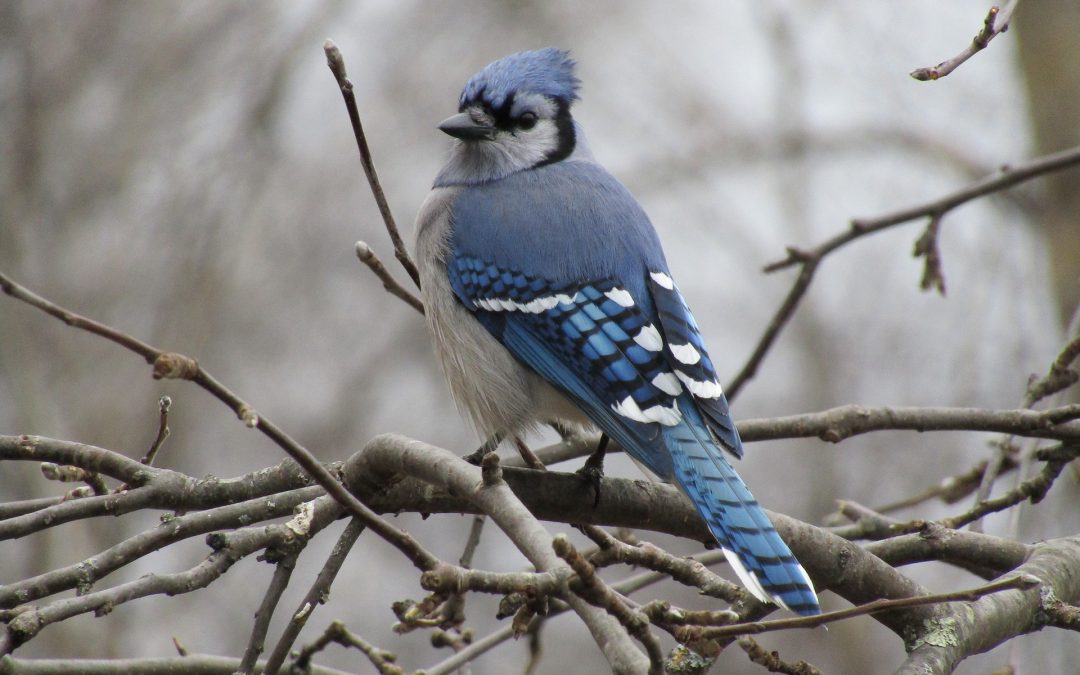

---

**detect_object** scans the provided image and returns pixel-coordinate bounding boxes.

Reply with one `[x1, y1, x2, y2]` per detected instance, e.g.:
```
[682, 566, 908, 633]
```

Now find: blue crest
[460, 48, 580, 110]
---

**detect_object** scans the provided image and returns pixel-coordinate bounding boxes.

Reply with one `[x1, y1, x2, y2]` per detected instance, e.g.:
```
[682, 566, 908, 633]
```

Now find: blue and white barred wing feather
[448, 256, 680, 478]
[447, 254, 819, 615]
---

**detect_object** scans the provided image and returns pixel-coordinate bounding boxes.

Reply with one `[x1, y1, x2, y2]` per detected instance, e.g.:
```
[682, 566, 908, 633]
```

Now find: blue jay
[415, 48, 820, 615]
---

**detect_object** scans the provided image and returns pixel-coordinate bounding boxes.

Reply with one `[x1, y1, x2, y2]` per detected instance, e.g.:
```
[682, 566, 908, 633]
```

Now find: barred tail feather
[664, 407, 820, 615]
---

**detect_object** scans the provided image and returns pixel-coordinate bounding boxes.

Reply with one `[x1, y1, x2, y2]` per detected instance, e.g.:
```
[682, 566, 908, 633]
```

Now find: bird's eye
[518, 112, 538, 130]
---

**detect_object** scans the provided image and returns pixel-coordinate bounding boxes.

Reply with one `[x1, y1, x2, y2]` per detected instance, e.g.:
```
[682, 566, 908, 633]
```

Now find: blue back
[450, 160, 667, 301]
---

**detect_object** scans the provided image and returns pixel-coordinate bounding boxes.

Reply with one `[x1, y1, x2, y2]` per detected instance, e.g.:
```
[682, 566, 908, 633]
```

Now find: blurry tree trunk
[1016, 0, 1080, 326]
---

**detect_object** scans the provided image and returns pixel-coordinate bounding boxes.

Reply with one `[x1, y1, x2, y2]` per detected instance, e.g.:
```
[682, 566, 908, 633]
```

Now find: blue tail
[665, 405, 820, 615]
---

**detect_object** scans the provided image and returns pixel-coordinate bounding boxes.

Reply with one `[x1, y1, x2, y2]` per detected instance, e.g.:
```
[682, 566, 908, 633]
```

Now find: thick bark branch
[895, 536, 1080, 674]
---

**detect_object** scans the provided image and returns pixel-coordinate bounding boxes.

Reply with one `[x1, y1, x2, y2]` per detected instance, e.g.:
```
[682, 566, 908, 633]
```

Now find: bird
[414, 47, 820, 616]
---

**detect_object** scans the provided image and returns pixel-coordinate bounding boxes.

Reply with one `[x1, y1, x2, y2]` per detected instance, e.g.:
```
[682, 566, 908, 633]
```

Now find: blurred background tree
[1, 2, 1077, 672]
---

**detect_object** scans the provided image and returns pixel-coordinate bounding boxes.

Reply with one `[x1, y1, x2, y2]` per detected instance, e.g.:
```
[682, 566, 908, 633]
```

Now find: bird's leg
[576, 434, 609, 508]
[464, 432, 503, 465]
[512, 436, 546, 471]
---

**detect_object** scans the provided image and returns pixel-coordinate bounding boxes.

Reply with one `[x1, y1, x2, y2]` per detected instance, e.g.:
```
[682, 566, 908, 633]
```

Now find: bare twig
[355, 241, 424, 314]
[910, 2, 1020, 81]
[38, 463, 108, 496]
[323, 40, 420, 289]
[0, 485, 325, 608]
[291, 620, 403, 675]
[1044, 601, 1080, 632]
[970, 327, 1080, 531]
[0, 655, 353, 675]
[553, 535, 664, 675]
[0, 273, 440, 573]
[141, 395, 172, 467]
[737, 635, 823, 675]
[237, 551, 301, 674]
[682, 575, 1038, 640]
[868, 456, 1017, 514]
[912, 213, 946, 295]
[263, 518, 365, 675]
[737, 403, 1080, 444]
[941, 444, 1080, 530]
[1027, 332, 1080, 406]
[0, 496, 342, 654]
[728, 142, 1080, 399]
[583, 528, 747, 606]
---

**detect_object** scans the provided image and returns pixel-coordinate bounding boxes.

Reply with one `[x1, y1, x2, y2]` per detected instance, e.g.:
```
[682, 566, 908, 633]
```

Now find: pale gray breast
[415, 187, 586, 439]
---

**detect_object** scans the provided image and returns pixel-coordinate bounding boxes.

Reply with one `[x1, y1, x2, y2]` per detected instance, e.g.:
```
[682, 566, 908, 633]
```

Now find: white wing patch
[633, 323, 664, 352]
[649, 271, 675, 290]
[612, 396, 681, 426]
[650, 371, 683, 396]
[669, 342, 701, 365]
[475, 292, 577, 314]
[674, 371, 724, 399]
[604, 288, 635, 307]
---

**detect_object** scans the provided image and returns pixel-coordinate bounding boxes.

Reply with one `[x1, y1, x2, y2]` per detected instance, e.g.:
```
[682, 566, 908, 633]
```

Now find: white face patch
[674, 371, 724, 399]
[434, 99, 566, 185]
[612, 396, 681, 426]
[633, 323, 664, 352]
[650, 371, 683, 396]
[604, 288, 635, 307]
[650, 271, 675, 290]
[669, 342, 701, 365]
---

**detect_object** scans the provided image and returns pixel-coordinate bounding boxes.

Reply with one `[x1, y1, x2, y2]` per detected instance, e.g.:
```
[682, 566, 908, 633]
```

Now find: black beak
[438, 112, 495, 140]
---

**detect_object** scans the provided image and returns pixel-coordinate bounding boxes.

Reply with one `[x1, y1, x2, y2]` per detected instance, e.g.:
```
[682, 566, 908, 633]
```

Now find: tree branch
[323, 40, 420, 289]
[728, 142, 1080, 399]
[345, 433, 651, 673]
[896, 536, 1080, 674]
[263, 518, 365, 675]
[0, 273, 441, 573]
[910, 2, 1020, 82]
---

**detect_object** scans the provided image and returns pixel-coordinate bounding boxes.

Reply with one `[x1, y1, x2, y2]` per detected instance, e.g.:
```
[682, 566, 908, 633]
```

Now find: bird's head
[435, 48, 583, 185]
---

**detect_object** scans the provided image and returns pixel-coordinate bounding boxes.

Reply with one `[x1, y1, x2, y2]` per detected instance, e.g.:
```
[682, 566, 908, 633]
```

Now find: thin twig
[682, 574, 1039, 640]
[553, 535, 665, 674]
[910, 2, 1020, 81]
[355, 241, 424, 314]
[0, 272, 440, 573]
[0, 497, 342, 654]
[972, 324, 1080, 531]
[737, 635, 823, 675]
[737, 403, 1080, 445]
[729, 142, 1080, 399]
[941, 444, 1080, 530]
[0, 655, 354, 675]
[324, 40, 420, 289]
[291, 621, 403, 675]
[912, 213, 946, 295]
[141, 395, 172, 466]
[263, 518, 365, 675]
[237, 551, 301, 674]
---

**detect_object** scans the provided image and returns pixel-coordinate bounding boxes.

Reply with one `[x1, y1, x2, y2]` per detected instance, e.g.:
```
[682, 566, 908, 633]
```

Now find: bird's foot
[576, 434, 609, 508]
[464, 434, 502, 466]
